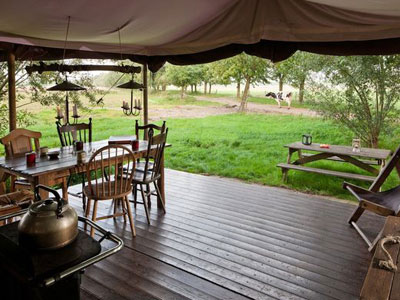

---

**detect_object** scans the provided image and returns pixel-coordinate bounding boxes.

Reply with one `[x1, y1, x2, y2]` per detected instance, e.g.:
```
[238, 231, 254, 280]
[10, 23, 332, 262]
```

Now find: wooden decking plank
[130, 213, 359, 299]
[164, 174, 368, 222]
[66, 169, 379, 299]
[164, 191, 371, 251]
[135, 210, 365, 291]
[91, 211, 349, 300]
[81, 272, 134, 300]
[163, 201, 369, 265]
[165, 177, 381, 240]
[74, 204, 249, 300]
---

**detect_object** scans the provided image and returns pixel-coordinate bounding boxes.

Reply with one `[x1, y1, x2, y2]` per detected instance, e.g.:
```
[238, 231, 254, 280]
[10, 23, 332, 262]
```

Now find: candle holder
[121, 95, 142, 116]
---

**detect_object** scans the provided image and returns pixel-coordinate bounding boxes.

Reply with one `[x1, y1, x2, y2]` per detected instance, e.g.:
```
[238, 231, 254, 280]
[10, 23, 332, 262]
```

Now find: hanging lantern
[118, 74, 144, 116]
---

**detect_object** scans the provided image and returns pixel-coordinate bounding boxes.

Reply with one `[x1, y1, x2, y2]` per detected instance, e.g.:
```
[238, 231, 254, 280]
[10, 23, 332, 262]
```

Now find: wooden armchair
[344, 144, 400, 251]
[0, 129, 41, 192]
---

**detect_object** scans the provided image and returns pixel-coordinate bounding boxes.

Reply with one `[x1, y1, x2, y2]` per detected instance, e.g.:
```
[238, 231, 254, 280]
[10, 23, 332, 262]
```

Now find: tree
[312, 55, 400, 148]
[223, 54, 270, 111]
[275, 52, 323, 103]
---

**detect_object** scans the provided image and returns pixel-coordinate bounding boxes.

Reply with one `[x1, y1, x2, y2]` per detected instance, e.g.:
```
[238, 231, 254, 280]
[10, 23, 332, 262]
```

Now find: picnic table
[277, 142, 392, 182]
[0, 140, 169, 208]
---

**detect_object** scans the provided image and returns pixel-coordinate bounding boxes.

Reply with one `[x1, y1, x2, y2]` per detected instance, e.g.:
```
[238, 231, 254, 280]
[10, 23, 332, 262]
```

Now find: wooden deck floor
[69, 169, 384, 300]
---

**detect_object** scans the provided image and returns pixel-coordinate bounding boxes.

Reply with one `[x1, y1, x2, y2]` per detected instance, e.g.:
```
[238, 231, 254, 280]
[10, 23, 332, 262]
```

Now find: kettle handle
[34, 184, 63, 216]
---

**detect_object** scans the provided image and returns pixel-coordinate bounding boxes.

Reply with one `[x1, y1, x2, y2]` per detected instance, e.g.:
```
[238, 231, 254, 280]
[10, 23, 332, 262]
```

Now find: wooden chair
[0, 129, 41, 191]
[56, 119, 92, 208]
[131, 128, 167, 224]
[134, 120, 166, 171]
[84, 144, 136, 237]
[344, 144, 400, 251]
[56, 118, 92, 147]
[0, 190, 33, 225]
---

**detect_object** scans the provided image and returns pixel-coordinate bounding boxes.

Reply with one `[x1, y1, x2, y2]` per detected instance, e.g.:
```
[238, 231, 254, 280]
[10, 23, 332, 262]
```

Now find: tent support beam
[142, 63, 148, 126]
[7, 49, 16, 132]
[25, 63, 141, 75]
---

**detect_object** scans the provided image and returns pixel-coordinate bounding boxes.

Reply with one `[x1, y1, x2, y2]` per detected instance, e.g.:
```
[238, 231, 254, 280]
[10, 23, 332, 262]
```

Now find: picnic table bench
[360, 216, 400, 299]
[277, 142, 392, 182]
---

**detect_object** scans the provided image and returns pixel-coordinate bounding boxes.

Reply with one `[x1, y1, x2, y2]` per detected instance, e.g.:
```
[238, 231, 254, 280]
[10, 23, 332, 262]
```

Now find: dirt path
[195, 95, 318, 117]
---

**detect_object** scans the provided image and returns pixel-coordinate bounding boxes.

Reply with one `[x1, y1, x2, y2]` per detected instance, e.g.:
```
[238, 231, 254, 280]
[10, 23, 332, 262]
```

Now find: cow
[266, 92, 292, 109]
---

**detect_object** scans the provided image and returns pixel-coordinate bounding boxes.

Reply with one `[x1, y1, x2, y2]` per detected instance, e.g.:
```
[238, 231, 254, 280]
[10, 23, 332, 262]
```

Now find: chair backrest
[86, 144, 135, 199]
[142, 128, 168, 182]
[0, 128, 41, 158]
[135, 120, 166, 141]
[56, 118, 92, 147]
[370, 144, 400, 192]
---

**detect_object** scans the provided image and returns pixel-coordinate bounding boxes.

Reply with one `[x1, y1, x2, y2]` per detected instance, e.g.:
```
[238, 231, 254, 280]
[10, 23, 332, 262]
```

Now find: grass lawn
[20, 107, 400, 201]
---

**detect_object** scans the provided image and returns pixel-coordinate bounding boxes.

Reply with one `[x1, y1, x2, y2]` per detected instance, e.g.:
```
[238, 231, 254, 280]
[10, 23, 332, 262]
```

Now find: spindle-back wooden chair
[56, 118, 92, 208]
[84, 144, 136, 237]
[131, 128, 168, 224]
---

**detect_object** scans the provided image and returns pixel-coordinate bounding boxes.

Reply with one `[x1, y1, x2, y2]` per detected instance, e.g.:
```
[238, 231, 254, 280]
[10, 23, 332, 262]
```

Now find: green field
[21, 102, 400, 200]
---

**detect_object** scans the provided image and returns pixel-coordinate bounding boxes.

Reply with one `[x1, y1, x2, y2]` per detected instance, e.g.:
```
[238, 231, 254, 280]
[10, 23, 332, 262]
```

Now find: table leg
[283, 148, 296, 182]
[32, 175, 50, 200]
[0, 170, 9, 195]
[157, 154, 165, 208]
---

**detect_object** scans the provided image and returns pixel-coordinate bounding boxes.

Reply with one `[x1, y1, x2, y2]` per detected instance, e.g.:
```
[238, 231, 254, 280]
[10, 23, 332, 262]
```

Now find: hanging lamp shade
[47, 80, 86, 91]
[117, 80, 144, 90]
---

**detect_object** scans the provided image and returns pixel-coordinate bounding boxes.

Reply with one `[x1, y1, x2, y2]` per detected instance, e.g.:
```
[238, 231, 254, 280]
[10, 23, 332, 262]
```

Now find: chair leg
[81, 173, 86, 211]
[90, 200, 98, 237]
[84, 198, 92, 231]
[140, 184, 151, 224]
[121, 198, 127, 222]
[348, 205, 365, 224]
[113, 199, 117, 219]
[133, 184, 137, 208]
[124, 196, 136, 237]
[146, 184, 151, 208]
[154, 181, 166, 214]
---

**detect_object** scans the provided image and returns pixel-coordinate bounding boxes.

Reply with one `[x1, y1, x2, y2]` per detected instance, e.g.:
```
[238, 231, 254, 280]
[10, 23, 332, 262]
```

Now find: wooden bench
[360, 216, 400, 299]
[277, 163, 376, 182]
[300, 153, 380, 165]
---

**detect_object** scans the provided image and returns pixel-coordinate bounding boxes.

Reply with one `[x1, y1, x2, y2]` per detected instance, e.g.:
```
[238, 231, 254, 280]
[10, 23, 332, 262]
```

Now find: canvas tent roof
[1, 0, 400, 71]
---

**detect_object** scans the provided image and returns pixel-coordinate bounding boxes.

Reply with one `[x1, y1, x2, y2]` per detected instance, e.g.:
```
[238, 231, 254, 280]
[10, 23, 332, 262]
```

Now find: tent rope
[378, 235, 400, 272]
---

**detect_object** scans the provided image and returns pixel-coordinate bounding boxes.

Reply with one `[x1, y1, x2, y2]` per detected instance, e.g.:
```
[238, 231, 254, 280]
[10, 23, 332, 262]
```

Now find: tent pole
[142, 63, 148, 126]
[7, 49, 16, 132]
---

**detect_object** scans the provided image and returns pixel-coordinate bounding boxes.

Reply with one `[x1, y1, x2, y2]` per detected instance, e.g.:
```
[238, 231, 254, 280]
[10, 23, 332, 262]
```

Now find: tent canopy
[1, 0, 400, 71]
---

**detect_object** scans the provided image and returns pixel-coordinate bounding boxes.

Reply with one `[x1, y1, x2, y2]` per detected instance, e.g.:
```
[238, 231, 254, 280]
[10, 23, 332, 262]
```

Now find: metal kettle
[18, 185, 78, 250]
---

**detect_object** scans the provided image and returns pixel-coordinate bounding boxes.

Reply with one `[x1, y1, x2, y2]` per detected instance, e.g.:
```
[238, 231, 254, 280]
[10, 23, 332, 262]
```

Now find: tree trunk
[208, 83, 212, 94]
[239, 77, 251, 112]
[162, 84, 166, 91]
[279, 75, 284, 92]
[194, 85, 197, 93]
[180, 86, 184, 98]
[298, 78, 305, 103]
[236, 81, 241, 99]
[204, 82, 207, 94]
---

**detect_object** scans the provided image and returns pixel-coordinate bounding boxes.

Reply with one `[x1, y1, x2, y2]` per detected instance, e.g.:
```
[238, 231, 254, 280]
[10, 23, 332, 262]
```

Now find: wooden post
[142, 63, 149, 126]
[7, 50, 16, 132]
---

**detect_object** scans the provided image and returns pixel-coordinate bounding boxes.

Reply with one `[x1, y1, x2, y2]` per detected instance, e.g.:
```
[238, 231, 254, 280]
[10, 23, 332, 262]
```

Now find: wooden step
[300, 153, 380, 165]
[277, 163, 376, 182]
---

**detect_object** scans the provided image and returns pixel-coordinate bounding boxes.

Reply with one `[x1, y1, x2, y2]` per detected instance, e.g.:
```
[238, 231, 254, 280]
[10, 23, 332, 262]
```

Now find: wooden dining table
[0, 140, 169, 208]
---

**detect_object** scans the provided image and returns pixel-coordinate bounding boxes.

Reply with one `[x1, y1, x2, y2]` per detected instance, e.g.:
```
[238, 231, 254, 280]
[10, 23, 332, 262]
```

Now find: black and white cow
[265, 92, 292, 109]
